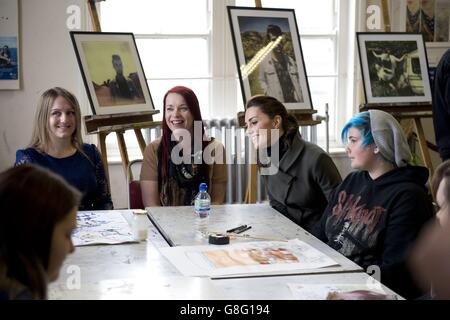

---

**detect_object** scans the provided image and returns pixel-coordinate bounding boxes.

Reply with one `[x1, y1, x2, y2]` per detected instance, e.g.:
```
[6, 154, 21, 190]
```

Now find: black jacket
[314, 166, 433, 299]
[433, 48, 450, 161]
[261, 133, 342, 233]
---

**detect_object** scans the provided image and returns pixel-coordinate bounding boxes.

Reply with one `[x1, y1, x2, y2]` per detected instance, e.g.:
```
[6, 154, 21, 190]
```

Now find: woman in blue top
[15, 87, 113, 210]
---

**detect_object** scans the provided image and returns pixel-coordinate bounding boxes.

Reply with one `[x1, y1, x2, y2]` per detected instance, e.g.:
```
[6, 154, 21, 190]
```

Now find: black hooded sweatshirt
[314, 166, 433, 299]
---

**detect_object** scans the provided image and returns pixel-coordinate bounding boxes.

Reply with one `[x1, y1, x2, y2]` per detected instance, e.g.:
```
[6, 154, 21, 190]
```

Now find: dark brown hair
[245, 95, 299, 142]
[0, 165, 80, 299]
[431, 160, 450, 203]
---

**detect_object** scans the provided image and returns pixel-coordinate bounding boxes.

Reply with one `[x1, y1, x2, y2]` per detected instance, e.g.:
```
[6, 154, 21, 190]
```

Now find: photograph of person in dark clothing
[0, 45, 12, 67]
[258, 24, 303, 103]
[108, 54, 139, 101]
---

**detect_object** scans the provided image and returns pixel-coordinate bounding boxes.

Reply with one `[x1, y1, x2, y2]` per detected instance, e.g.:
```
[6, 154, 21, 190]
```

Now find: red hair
[160, 86, 208, 182]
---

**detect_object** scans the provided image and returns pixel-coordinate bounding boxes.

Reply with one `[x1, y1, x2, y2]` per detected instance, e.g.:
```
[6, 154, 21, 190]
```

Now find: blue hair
[341, 111, 374, 148]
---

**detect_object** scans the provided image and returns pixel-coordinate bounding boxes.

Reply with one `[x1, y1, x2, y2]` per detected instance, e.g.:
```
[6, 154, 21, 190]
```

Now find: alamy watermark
[169, 120, 280, 176]
[366, 5, 382, 30]
[65, 264, 81, 290]
[66, 5, 81, 30]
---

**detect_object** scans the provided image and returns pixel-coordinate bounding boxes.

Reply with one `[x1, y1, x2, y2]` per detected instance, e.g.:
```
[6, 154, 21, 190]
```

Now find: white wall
[0, 0, 89, 169]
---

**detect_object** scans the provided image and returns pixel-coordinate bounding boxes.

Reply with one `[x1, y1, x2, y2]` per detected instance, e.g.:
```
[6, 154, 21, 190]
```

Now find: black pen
[235, 226, 252, 234]
[226, 224, 247, 233]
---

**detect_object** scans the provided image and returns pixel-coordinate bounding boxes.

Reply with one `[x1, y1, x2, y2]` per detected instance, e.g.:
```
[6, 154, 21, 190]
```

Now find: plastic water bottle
[194, 183, 211, 218]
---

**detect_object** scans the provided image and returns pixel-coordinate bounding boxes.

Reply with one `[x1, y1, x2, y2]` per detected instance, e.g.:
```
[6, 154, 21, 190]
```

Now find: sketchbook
[73, 211, 136, 246]
[159, 239, 339, 278]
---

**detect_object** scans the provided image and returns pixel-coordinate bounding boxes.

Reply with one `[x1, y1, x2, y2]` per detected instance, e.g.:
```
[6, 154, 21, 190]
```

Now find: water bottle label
[195, 199, 210, 217]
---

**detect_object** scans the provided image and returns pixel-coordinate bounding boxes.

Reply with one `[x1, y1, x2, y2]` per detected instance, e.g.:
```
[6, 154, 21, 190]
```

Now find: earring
[374, 147, 379, 154]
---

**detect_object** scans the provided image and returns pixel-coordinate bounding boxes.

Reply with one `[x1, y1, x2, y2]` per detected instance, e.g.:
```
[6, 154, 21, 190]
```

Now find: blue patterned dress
[15, 144, 113, 210]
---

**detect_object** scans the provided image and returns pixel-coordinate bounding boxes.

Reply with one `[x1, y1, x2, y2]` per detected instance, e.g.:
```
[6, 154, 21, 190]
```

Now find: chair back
[127, 159, 144, 209]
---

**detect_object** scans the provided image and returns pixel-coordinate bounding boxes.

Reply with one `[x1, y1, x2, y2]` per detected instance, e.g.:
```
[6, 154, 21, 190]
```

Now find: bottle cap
[199, 183, 208, 192]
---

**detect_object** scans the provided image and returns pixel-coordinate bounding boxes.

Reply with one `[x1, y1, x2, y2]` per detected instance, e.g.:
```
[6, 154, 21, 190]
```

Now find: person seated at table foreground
[409, 159, 450, 299]
[0, 165, 80, 299]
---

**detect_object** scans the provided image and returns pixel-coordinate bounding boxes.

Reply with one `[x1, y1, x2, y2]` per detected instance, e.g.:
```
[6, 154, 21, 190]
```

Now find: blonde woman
[15, 87, 113, 210]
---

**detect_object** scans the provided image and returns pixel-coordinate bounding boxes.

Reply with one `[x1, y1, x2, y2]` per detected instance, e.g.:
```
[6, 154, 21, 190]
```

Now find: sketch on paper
[405, 0, 450, 43]
[73, 211, 136, 246]
[160, 239, 339, 277]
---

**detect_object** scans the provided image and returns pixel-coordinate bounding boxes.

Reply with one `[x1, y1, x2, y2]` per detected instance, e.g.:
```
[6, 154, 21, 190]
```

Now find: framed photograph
[357, 32, 432, 104]
[0, 0, 19, 90]
[70, 31, 154, 115]
[227, 6, 312, 110]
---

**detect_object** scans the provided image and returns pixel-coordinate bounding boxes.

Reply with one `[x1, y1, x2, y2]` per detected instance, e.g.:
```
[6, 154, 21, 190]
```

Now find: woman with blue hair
[313, 110, 433, 299]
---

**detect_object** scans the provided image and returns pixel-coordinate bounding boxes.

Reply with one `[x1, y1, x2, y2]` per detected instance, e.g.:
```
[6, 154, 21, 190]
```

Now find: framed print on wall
[227, 6, 312, 110]
[357, 32, 432, 104]
[70, 31, 155, 115]
[0, 0, 19, 90]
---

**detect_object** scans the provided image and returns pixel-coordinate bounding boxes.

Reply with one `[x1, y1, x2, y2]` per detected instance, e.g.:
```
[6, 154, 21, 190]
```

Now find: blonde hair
[29, 87, 84, 154]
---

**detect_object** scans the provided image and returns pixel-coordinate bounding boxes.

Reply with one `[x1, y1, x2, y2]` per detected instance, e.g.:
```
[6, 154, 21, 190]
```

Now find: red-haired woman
[140, 86, 227, 207]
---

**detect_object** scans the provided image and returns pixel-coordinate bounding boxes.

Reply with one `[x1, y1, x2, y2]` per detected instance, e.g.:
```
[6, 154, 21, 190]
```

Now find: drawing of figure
[406, 0, 436, 42]
[258, 24, 303, 103]
[203, 249, 256, 268]
[372, 49, 406, 82]
[108, 54, 139, 101]
[406, 0, 421, 33]
[263, 247, 299, 263]
[0, 45, 12, 67]
[369, 47, 417, 97]
[419, 0, 436, 42]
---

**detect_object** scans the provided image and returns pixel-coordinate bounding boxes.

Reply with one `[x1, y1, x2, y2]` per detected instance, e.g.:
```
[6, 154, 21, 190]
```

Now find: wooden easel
[85, 0, 160, 183]
[360, 103, 435, 178]
[84, 111, 160, 180]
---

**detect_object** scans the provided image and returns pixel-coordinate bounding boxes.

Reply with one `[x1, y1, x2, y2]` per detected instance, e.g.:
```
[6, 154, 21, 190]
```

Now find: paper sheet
[159, 239, 339, 277]
[73, 211, 136, 246]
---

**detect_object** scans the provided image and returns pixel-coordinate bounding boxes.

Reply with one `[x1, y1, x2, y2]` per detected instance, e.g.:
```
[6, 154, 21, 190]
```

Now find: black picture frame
[356, 32, 432, 105]
[227, 6, 312, 110]
[70, 31, 154, 115]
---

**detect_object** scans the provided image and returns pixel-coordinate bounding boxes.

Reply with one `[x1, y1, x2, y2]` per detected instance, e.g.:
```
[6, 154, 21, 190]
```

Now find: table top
[147, 204, 363, 275]
[48, 209, 401, 300]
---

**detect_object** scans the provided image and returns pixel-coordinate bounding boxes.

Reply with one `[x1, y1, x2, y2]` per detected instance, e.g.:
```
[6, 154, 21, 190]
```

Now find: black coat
[261, 133, 342, 232]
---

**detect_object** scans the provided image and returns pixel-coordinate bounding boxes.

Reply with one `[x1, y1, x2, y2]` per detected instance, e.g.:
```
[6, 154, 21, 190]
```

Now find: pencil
[226, 233, 289, 242]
